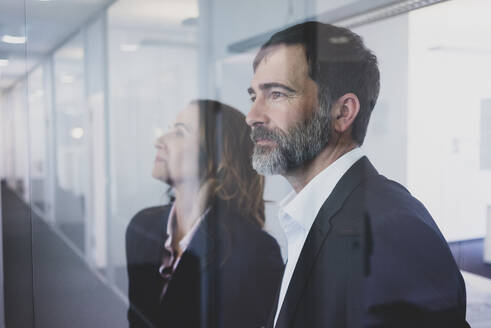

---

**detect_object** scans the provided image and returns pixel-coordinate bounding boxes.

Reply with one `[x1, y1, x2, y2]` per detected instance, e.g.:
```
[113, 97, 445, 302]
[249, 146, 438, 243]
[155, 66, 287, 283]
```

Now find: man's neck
[284, 142, 357, 193]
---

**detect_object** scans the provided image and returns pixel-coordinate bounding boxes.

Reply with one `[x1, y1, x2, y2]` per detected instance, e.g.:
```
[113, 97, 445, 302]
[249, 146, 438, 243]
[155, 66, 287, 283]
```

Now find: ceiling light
[0, 59, 8, 67]
[70, 127, 84, 139]
[2, 35, 27, 44]
[120, 43, 140, 52]
[57, 47, 84, 60]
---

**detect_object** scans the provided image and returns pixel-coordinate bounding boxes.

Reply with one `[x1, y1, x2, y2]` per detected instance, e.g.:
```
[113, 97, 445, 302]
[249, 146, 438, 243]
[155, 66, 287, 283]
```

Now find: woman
[126, 100, 284, 328]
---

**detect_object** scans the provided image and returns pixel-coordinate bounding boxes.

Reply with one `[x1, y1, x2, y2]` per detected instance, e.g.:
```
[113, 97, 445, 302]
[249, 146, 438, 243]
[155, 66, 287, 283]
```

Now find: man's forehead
[251, 44, 309, 88]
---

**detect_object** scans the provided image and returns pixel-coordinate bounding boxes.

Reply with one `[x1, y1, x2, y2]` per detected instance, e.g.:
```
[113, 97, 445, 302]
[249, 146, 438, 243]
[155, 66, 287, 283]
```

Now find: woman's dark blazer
[126, 202, 284, 328]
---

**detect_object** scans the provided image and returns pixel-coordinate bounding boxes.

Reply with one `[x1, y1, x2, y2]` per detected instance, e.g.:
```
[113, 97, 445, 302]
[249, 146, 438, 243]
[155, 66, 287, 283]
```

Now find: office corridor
[1, 182, 128, 328]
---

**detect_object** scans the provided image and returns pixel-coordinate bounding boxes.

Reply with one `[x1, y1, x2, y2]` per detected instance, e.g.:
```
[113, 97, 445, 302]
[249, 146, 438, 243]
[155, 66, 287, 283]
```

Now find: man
[246, 22, 468, 328]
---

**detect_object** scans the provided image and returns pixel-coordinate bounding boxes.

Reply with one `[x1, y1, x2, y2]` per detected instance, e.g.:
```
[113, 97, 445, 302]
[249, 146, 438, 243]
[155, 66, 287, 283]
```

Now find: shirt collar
[279, 147, 364, 233]
[164, 203, 209, 253]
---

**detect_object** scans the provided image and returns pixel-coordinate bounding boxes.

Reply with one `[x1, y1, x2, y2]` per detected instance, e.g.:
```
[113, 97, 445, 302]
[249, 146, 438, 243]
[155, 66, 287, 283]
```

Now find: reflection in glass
[1, 0, 491, 327]
[126, 100, 283, 328]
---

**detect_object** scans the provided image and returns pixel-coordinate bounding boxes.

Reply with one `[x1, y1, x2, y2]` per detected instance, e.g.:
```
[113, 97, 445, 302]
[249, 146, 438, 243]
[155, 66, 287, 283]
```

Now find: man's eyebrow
[247, 87, 255, 95]
[259, 82, 296, 93]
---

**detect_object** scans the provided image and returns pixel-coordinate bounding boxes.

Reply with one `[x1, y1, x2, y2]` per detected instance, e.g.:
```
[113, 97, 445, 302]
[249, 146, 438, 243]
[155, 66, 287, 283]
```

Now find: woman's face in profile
[152, 104, 200, 186]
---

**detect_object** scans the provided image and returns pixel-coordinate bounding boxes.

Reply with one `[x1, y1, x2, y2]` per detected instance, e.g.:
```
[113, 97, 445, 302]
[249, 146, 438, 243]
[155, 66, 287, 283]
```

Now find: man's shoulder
[337, 157, 420, 214]
[337, 160, 445, 240]
[366, 174, 432, 216]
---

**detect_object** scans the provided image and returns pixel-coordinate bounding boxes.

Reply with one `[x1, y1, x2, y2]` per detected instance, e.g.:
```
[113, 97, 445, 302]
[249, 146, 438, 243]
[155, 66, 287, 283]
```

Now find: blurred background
[1, 0, 491, 327]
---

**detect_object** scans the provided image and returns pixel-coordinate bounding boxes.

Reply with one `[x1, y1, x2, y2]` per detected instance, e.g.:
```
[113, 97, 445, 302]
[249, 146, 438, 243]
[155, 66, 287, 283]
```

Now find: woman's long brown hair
[193, 99, 265, 228]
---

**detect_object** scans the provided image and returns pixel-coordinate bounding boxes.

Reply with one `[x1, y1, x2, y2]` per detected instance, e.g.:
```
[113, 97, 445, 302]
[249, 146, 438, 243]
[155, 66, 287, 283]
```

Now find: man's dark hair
[253, 21, 380, 145]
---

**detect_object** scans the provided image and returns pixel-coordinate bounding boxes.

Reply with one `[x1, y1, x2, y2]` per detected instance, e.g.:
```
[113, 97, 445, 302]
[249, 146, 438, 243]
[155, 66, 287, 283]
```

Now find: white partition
[408, 0, 491, 241]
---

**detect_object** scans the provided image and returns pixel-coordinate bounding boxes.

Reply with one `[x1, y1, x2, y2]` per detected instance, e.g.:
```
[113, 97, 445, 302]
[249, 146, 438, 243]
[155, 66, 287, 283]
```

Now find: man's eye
[271, 91, 284, 100]
[249, 96, 256, 103]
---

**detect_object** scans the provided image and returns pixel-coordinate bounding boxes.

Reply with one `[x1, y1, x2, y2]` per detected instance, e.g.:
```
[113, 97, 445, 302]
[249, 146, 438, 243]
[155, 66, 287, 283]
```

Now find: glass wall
[52, 32, 88, 253]
[27, 66, 48, 213]
[1, 0, 491, 327]
[106, 0, 199, 292]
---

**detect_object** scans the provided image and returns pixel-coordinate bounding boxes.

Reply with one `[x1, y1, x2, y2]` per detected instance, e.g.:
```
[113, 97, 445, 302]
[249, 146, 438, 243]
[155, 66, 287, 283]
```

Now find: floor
[1, 182, 128, 328]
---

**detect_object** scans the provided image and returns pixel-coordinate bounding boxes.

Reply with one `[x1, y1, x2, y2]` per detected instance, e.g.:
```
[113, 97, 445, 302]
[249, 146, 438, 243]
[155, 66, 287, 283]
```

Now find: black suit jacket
[269, 157, 468, 328]
[126, 202, 284, 328]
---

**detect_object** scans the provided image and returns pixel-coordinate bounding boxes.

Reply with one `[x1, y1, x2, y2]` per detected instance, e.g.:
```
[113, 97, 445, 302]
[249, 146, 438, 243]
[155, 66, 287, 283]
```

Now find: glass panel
[106, 0, 199, 298]
[28, 67, 48, 212]
[2, 0, 491, 327]
[52, 32, 88, 253]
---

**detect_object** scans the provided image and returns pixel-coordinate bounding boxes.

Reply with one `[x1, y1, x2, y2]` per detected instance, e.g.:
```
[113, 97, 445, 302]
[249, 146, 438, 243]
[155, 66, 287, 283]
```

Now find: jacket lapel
[275, 157, 376, 327]
[266, 266, 286, 328]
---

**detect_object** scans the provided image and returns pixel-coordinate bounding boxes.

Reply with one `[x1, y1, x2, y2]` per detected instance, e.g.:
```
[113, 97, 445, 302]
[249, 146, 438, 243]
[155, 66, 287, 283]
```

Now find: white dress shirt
[273, 147, 364, 326]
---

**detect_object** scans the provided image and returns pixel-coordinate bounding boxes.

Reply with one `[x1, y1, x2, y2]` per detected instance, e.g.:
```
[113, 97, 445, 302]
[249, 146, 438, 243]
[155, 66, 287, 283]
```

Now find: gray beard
[252, 143, 287, 175]
[251, 108, 331, 176]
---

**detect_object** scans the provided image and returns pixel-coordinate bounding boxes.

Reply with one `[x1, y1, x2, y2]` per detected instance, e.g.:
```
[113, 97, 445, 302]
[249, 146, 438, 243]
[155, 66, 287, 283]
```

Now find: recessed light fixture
[2, 35, 27, 44]
[70, 127, 84, 139]
[0, 59, 8, 67]
[120, 44, 140, 52]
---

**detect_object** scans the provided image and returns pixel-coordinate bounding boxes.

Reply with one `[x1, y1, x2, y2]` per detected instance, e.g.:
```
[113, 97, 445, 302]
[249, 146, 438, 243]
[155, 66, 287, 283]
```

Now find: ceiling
[0, 0, 200, 94]
[0, 0, 114, 92]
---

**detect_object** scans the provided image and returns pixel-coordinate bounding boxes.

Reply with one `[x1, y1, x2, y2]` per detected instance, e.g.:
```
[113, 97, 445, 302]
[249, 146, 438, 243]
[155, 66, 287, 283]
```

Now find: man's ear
[332, 93, 360, 134]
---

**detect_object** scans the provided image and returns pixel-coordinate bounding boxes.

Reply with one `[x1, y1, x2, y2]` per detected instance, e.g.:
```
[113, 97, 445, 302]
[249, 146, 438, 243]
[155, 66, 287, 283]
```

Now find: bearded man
[246, 21, 468, 328]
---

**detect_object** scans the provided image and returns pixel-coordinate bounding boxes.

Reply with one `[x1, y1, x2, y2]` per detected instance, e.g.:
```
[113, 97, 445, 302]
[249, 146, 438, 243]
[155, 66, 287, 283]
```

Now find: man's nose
[246, 99, 268, 127]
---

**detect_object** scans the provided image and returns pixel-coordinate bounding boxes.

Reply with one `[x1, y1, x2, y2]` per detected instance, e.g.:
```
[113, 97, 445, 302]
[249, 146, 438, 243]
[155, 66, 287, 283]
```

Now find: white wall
[86, 16, 108, 268]
[1, 91, 15, 189]
[408, 0, 491, 241]
[12, 83, 30, 201]
[27, 67, 48, 210]
[354, 14, 409, 186]
[315, 0, 358, 14]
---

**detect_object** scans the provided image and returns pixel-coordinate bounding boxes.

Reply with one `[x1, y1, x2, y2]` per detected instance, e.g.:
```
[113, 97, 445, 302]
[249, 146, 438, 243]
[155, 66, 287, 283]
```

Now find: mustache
[250, 126, 284, 144]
